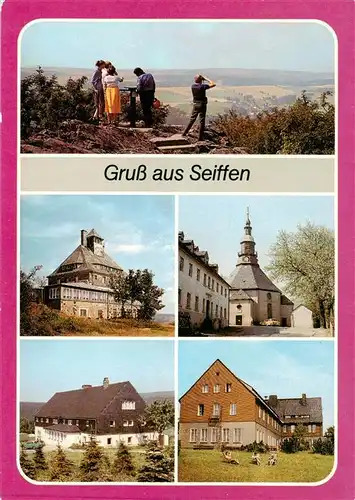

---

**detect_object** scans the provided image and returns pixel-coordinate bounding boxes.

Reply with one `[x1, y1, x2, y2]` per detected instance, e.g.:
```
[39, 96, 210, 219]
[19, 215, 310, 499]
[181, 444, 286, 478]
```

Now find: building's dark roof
[268, 397, 322, 423]
[229, 265, 281, 292]
[230, 289, 253, 301]
[87, 229, 103, 239]
[48, 281, 112, 292]
[49, 244, 122, 277]
[46, 424, 81, 433]
[281, 294, 294, 306]
[36, 381, 143, 419]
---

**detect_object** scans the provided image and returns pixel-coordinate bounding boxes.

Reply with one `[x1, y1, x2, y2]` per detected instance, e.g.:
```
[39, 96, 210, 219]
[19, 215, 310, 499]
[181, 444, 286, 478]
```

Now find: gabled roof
[292, 303, 311, 312]
[230, 289, 253, 301]
[179, 359, 282, 422]
[229, 265, 281, 293]
[46, 423, 81, 433]
[48, 244, 122, 277]
[37, 381, 143, 419]
[270, 397, 322, 423]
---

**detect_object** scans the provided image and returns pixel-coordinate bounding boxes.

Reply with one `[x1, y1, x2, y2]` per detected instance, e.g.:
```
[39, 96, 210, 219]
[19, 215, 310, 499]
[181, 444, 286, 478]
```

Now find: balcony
[208, 415, 221, 426]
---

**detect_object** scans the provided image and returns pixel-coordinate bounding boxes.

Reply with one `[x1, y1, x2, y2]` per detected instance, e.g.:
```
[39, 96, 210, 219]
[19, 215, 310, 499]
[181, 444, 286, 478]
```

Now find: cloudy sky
[21, 21, 334, 72]
[20, 339, 174, 401]
[179, 340, 335, 430]
[20, 194, 175, 314]
[179, 195, 334, 295]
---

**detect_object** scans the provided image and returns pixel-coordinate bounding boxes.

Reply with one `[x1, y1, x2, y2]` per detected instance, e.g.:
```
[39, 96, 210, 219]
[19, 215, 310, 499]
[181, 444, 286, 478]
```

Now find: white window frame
[225, 383, 232, 393]
[213, 384, 220, 393]
[222, 428, 230, 443]
[202, 384, 209, 393]
[211, 428, 217, 443]
[212, 403, 220, 416]
[230, 403, 237, 416]
[233, 428, 242, 443]
[122, 401, 136, 410]
[200, 428, 208, 443]
[189, 428, 197, 443]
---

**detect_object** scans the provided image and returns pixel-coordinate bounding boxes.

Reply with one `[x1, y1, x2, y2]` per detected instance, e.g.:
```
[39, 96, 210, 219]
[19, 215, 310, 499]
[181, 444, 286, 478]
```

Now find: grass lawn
[64, 318, 175, 337]
[178, 450, 334, 483]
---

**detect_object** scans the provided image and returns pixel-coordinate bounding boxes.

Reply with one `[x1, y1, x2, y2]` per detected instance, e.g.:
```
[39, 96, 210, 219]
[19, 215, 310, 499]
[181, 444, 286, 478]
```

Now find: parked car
[22, 440, 44, 450]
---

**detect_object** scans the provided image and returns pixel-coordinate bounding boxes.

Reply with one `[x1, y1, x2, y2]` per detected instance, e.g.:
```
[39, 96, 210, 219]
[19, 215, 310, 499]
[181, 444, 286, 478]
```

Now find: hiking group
[91, 60, 216, 141]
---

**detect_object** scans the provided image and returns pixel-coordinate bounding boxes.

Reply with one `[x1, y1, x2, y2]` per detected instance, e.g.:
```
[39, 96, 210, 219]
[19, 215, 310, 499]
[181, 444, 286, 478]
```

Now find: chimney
[178, 231, 184, 241]
[103, 377, 109, 389]
[81, 229, 88, 247]
[82, 384, 92, 389]
[268, 395, 278, 407]
[301, 393, 307, 406]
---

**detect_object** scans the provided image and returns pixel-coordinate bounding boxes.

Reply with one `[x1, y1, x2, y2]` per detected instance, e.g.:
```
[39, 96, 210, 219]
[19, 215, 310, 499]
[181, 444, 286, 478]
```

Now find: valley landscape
[21, 66, 335, 121]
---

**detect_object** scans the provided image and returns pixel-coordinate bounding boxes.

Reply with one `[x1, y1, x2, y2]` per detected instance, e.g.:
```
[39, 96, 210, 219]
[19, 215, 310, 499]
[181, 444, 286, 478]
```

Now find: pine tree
[33, 444, 47, 471]
[79, 437, 109, 482]
[113, 441, 135, 476]
[137, 441, 174, 483]
[19, 445, 36, 480]
[48, 444, 74, 481]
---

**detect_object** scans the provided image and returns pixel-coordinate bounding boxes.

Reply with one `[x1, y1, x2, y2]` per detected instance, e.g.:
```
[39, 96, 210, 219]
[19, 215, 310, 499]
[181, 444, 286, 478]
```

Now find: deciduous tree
[266, 222, 334, 329]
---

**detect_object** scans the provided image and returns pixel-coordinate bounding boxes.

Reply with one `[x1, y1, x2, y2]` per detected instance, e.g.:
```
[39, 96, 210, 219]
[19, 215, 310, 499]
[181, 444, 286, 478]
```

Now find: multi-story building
[265, 394, 323, 445]
[44, 228, 138, 320]
[178, 232, 230, 331]
[228, 211, 294, 327]
[179, 359, 323, 449]
[34, 377, 158, 448]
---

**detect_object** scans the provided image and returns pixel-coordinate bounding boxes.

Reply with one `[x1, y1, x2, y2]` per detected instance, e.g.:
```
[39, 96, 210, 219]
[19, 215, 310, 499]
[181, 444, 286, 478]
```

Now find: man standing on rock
[182, 74, 216, 141]
[134, 67, 156, 128]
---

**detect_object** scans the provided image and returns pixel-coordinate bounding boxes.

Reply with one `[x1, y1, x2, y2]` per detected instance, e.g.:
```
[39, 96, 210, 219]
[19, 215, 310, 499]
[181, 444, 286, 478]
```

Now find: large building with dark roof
[34, 377, 159, 448]
[44, 228, 138, 320]
[228, 211, 294, 327]
[265, 393, 323, 443]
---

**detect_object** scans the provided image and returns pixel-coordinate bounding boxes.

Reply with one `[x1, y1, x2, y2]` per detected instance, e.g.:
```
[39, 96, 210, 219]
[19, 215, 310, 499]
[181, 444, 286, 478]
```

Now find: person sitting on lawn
[251, 452, 261, 465]
[267, 452, 278, 466]
[222, 450, 240, 465]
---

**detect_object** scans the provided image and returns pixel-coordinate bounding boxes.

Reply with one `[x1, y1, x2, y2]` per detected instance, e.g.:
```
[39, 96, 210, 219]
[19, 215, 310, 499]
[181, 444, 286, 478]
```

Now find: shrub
[312, 437, 334, 455]
[243, 441, 269, 453]
[211, 91, 334, 154]
[281, 437, 300, 454]
[137, 441, 174, 482]
[21, 67, 95, 138]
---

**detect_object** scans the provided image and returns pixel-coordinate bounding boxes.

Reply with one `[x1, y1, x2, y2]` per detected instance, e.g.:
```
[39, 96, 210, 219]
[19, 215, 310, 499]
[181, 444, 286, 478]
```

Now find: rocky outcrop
[21, 120, 250, 155]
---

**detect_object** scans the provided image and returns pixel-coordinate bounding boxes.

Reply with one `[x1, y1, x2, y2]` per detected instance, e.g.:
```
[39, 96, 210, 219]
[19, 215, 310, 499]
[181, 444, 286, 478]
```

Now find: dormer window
[122, 401, 135, 410]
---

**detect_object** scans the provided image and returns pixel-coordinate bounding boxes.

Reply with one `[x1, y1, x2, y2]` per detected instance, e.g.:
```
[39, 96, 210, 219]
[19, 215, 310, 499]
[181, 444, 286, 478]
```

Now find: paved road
[200, 327, 333, 338]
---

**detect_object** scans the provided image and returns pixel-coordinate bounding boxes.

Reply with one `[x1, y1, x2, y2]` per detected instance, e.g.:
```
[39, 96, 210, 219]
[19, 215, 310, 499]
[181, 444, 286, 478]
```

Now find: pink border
[1, 1, 355, 499]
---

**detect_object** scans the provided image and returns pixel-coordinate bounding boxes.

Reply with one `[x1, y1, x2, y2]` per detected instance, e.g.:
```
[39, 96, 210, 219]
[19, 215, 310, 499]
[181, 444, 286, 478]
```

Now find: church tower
[237, 208, 258, 266]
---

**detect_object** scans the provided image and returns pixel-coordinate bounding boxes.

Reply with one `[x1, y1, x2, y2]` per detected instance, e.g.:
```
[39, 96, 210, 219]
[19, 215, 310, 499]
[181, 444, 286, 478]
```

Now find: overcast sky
[21, 21, 335, 72]
[20, 339, 174, 401]
[179, 340, 335, 430]
[20, 194, 175, 314]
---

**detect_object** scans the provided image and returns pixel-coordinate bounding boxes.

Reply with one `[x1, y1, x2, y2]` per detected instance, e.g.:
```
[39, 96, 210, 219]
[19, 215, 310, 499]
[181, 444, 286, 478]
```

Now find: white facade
[179, 246, 230, 330]
[35, 426, 160, 448]
[291, 305, 313, 328]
